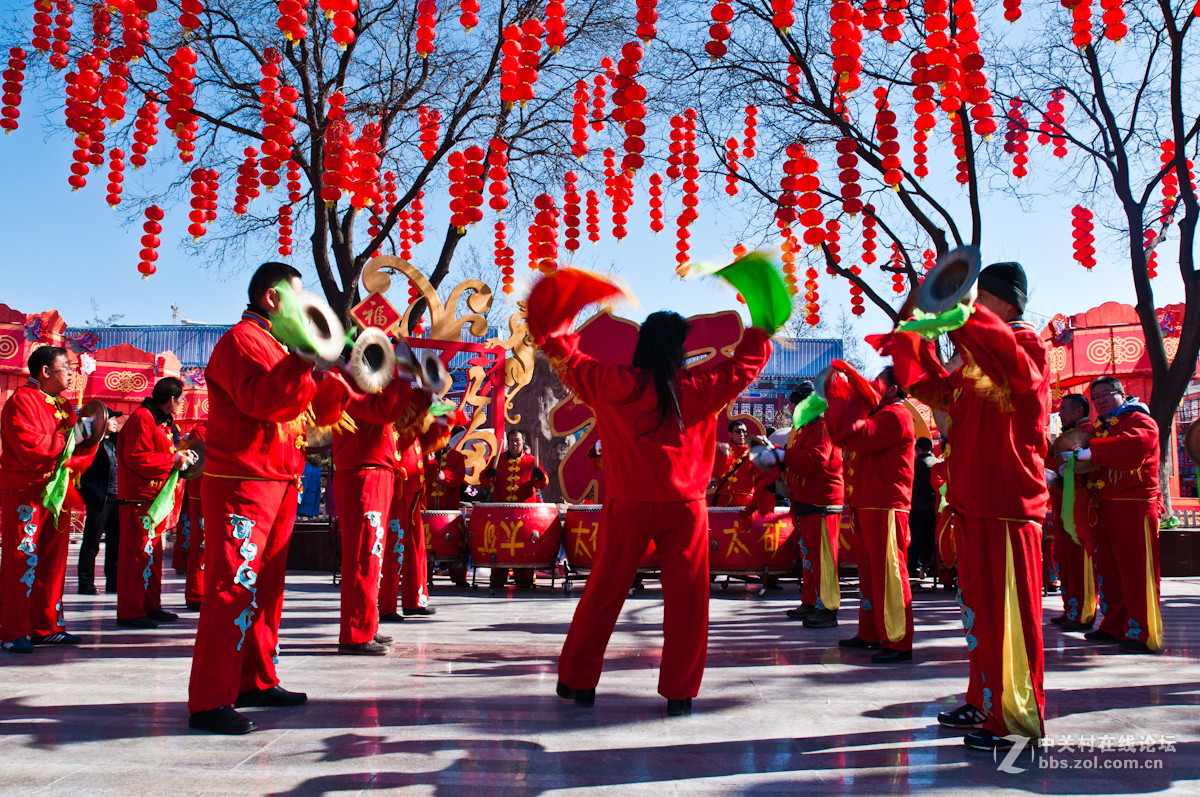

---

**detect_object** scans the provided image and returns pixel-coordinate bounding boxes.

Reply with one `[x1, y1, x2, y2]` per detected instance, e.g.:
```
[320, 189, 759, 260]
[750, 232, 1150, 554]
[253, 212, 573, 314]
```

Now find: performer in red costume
[0, 346, 94, 653]
[528, 268, 776, 716]
[332, 373, 428, 654]
[1075, 376, 1162, 654]
[481, 428, 550, 588]
[187, 262, 350, 735]
[425, 434, 468, 510]
[380, 416, 449, 619]
[181, 422, 208, 610]
[782, 382, 845, 629]
[890, 260, 1049, 751]
[116, 377, 191, 629]
[710, 420, 757, 507]
[1046, 394, 1096, 631]
[827, 366, 915, 663]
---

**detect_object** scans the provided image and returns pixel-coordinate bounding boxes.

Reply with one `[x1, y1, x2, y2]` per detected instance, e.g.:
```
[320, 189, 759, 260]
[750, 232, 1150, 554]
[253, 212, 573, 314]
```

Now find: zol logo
[996, 736, 1036, 773]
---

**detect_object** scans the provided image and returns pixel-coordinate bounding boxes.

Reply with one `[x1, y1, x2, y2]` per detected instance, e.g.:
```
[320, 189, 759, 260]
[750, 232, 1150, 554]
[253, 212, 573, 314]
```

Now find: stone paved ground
[2, 564, 1199, 795]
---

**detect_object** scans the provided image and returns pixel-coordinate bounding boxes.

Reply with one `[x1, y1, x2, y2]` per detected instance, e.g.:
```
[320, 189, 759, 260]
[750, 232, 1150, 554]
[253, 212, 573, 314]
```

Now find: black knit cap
[790, 380, 814, 405]
[978, 261, 1028, 314]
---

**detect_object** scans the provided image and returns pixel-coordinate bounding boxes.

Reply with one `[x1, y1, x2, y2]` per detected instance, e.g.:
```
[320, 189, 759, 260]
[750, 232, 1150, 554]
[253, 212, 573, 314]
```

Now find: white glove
[1056, 462, 1069, 477]
[290, 346, 319, 364]
[1075, 447, 1092, 461]
[1044, 468, 1057, 484]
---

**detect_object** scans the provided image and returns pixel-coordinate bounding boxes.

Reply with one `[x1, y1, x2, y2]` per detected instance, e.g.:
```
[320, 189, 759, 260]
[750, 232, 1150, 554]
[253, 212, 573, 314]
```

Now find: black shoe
[189, 706, 257, 735]
[147, 609, 179, 623]
[78, 584, 98, 595]
[402, 606, 437, 616]
[1, 636, 34, 654]
[373, 632, 393, 644]
[338, 641, 389, 656]
[1046, 583, 1060, 594]
[871, 648, 913, 663]
[32, 631, 82, 645]
[186, 602, 202, 611]
[964, 729, 1019, 751]
[764, 580, 784, 591]
[937, 704, 987, 729]
[1084, 629, 1119, 643]
[666, 698, 692, 717]
[379, 612, 406, 623]
[838, 636, 881, 650]
[1119, 639, 1156, 654]
[235, 686, 308, 708]
[116, 616, 159, 629]
[1061, 619, 1094, 632]
[555, 681, 595, 707]
[1049, 615, 1067, 626]
[803, 609, 838, 629]
[786, 604, 817, 620]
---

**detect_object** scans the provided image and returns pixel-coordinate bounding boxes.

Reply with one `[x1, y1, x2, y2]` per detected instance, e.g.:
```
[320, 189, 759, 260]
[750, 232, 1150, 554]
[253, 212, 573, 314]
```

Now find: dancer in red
[116, 377, 190, 628]
[528, 267, 778, 715]
[0, 346, 92, 653]
[1077, 377, 1162, 654]
[187, 263, 349, 735]
[481, 428, 549, 588]
[890, 260, 1049, 751]
[827, 366, 915, 663]
[332, 373, 427, 654]
[1046, 394, 1096, 631]
[781, 382, 845, 629]
[181, 422, 208, 610]
[425, 438, 467, 510]
[710, 420, 757, 507]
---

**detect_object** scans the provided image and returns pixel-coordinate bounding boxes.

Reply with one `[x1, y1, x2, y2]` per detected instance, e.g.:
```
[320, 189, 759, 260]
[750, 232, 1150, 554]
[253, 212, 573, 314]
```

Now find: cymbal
[1052, 427, 1095, 474]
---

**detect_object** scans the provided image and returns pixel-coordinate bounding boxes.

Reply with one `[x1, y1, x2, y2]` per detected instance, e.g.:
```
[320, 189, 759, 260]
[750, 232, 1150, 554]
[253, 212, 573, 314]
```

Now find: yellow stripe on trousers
[882, 510, 906, 645]
[819, 518, 841, 611]
[1001, 525, 1042, 739]
[1144, 517, 1164, 652]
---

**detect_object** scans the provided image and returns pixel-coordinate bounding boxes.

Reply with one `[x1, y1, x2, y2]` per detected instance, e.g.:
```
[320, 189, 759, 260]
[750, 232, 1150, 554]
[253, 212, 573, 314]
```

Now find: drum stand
[471, 552, 562, 596]
[711, 565, 797, 597]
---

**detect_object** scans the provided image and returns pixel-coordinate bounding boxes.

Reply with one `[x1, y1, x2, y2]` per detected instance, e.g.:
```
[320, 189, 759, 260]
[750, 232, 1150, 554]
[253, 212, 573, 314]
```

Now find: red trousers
[184, 487, 206, 605]
[380, 484, 428, 614]
[334, 468, 394, 644]
[0, 486, 70, 641]
[796, 512, 841, 611]
[117, 503, 168, 620]
[1092, 499, 1162, 650]
[850, 508, 913, 651]
[1052, 498, 1095, 625]
[171, 509, 188, 572]
[188, 477, 297, 714]
[956, 516, 1045, 739]
[559, 498, 709, 700]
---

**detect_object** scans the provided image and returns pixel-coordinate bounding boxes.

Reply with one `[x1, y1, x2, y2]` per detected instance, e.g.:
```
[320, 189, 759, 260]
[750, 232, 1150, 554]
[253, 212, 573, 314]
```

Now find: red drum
[707, 507, 799, 575]
[468, 503, 564, 569]
[423, 510, 466, 564]
[563, 505, 659, 572]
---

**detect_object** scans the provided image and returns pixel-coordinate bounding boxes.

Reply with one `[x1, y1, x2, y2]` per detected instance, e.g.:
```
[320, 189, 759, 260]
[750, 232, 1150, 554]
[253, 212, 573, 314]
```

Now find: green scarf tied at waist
[896, 304, 972, 340]
[146, 470, 181, 529]
[1060, 453, 1082, 547]
[41, 429, 77, 522]
[937, 482, 948, 513]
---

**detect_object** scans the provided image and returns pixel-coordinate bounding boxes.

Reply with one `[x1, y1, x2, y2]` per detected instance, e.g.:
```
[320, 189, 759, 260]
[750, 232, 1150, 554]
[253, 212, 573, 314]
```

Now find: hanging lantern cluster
[511, 19, 544, 108]
[187, 167, 217, 240]
[786, 56, 801, 103]
[830, 0, 863, 95]
[911, 52, 935, 180]
[724, 137, 739, 196]
[1004, 98, 1030, 178]
[1071, 205, 1096, 270]
[563, 171, 582, 252]
[499, 25, 522, 106]
[959, 50, 997, 140]
[772, 0, 795, 31]
[825, 219, 842, 266]
[861, 204, 878, 265]
[803, 255, 821, 326]
[922, 248, 936, 273]
[396, 207, 413, 260]
[612, 171, 634, 240]
[636, 0, 658, 40]
[923, 0, 957, 111]
[2, 47, 27, 134]
[286, 158, 302, 203]
[455, 144, 485, 228]
[138, 205, 164, 278]
[258, 50, 295, 190]
[776, 143, 803, 233]
[706, 0, 734, 59]
[835, 137, 862, 216]
[64, 56, 103, 191]
[861, 0, 884, 29]
[591, 62, 608, 131]
[675, 108, 700, 273]
[546, 0, 567, 51]
[459, 0, 479, 32]
[119, 1, 151, 64]
[742, 105, 758, 159]
[1144, 227, 1157, 279]
[1004, 0, 1022, 21]
[129, 93, 158, 168]
[873, 87, 903, 190]
[780, 234, 798, 295]
[234, 147, 259, 214]
[102, 62, 130, 128]
[532, 193, 559, 272]
[585, 188, 601, 244]
[603, 146, 617, 198]
[949, 111, 970, 185]
[882, 0, 907, 42]
[32, 0, 53, 55]
[496, 221, 515, 293]
[179, 0, 203, 31]
[648, 172, 664, 233]
[106, 146, 125, 207]
[1064, 0, 1093, 48]
[165, 46, 199, 163]
[1161, 141, 1179, 223]
[612, 41, 647, 173]
[411, 190, 426, 245]
[795, 146, 825, 247]
[277, 205, 293, 256]
[487, 137, 509, 212]
[447, 149, 469, 231]
[888, 243, 906, 293]
[50, 0, 73, 72]
[1101, 0, 1127, 42]
[666, 114, 685, 180]
[321, 118, 355, 206]
[1038, 89, 1068, 158]
[349, 121, 382, 210]
[571, 80, 589, 159]
[418, 106, 440, 160]
[416, 0, 437, 57]
[277, 0, 309, 41]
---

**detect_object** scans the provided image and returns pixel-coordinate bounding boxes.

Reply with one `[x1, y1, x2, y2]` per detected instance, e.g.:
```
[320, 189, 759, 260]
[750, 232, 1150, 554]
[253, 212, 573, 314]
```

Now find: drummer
[481, 428, 550, 589]
[710, 420, 757, 507]
[425, 426, 468, 511]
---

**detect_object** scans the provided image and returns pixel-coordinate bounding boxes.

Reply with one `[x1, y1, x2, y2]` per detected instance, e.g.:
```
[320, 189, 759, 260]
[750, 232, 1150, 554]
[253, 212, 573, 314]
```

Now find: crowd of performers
[0, 259, 1164, 756]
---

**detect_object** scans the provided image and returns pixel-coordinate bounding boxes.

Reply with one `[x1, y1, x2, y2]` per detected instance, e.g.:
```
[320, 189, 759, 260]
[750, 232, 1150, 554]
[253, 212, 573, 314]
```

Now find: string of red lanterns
[349, 121, 382, 210]
[1038, 89, 1068, 158]
[1144, 227, 1157, 279]
[138, 205, 164, 278]
[772, 0, 795, 31]
[830, 0, 863, 95]
[612, 41, 647, 173]
[546, 0, 567, 52]
[882, 0, 907, 42]
[873, 87, 903, 190]
[707, 0, 734, 60]
[742, 105, 757, 159]
[591, 59, 610, 130]
[418, 106, 440, 160]
[416, 0, 437, 57]
[836, 136, 862, 216]
[1071, 205, 1096, 270]
[2, 47, 27, 134]
[636, 0, 658, 41]
[675, 108, 700, 274]
[165, 45, 198, 162]
[776, 143, 802, 233]
[129, 93, 158, 168]
[533, 193, 559, 272]
[460, 0, 480, 33]
[648, 172, 664, 233]
[910, 52, 935, 180]
[724, 136, 739, 196]
[411, 190, 426, 245]
[179, 0, 202, 32]
[563, 171, 582, 252]
[106, 146, 125, 207]
[571, 80, 589, 159]
[1101, 0, 1128, 42]
[277, 205, 293, 256]
[277, 0, 309, 41]
[234, 147, 259, 214]
[585, 188, 601, 244]
[487, 137, 509, 212]
[496, 220, 515, 293]
[888, 242, 906, 294]
[50, 0, 74, 72]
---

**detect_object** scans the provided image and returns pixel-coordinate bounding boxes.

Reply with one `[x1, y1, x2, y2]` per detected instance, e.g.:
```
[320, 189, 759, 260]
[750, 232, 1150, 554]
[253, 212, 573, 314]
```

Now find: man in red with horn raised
[187, 262, 350, 735]
[888, 258, 1049, 752]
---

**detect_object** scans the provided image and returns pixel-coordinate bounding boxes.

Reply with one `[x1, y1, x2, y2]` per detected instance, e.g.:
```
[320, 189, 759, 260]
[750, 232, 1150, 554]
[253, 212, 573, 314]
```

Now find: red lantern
[922, 248, 936, 272]
[648, 172, 664, 233]
[563, 171, 581, 252]
[129, 92, 159, 168]
[546, 0, 567, 52]
[780, 233, 798, 295]
[1004, 97, 1030, 179]
[1, 47, 27, 134]
[349, 121, 382, 210]
[776, 142, 802, 232]
[321, 116, 355, 206]
[418, 106, 440, 160]
[499, 24, 521, 106]
[882, 0, 907, 42]
[277, 0, 309, 41]
[286, 158, 303, 204]
[571, 80, 589, 159]
[835, 137, 862, 216]
[277, 204, 293, 256]
[234, 146, 260, 214]
[486, 137, 510, 213]
[1100, 0, 1127, 42]
[188, 167, 209, 240]
[613, 41, 647, 173]
[460, 0, 480, 32]
[1038, 89, 1068, 158]
[786, 56, 801, 103]
[102, 64, 129, 127]
[874, 87, 903, 189]
[666, 113, 684, 180]
[412, 190, 426, 244]
[532, 193, 559, 272]
[1144, 227, 1157, 279]
[829, 0, 863, 95]
[772, 0, 795, 31]
[138, 205, 164, 279]
[888, 243, 906, 294]
[105, 146, 124, 207]
[742, 105, 757, 159]
[706, 1, 733, 60]
[795, 146, 825, 247]
[636, 0, 658, 41]
[1071, 205, 1096, 270]
[165, 45, 199, 162]
[590, 68, 608, 131]
[861, 203, 878, 265]
[516, 18, 543, 108]
[611, 171, 634, 240]
[585, 188, 601, 244]
[725, 136, 739, 196]
[50, 0, 73, 72]
[1003, 0, 1022, 21]
[416, 0, 437, 57]
[179, 0, 203, 32]
[496, 220, 514, 293]
[32, 0, 53, 53]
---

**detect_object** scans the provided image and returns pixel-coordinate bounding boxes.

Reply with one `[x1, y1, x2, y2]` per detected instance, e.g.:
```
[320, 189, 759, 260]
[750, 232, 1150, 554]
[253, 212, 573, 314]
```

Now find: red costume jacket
[0, 382, 78, 490]
[892, 305, 1050, 521]
[203, 310, 347, 482]
[711, 443, 757, 506]
[116, 402, 180, 503]
[425, 447, 467, 510]
[332, 377, 426, 473]
[1085, 406, 1160, 503]
[397, 422, 451, 494]
[832, 398, 914, 511]
[484, 450, 549, 503]
[785, 416, 844, 508]
[542, 327, 772, 502]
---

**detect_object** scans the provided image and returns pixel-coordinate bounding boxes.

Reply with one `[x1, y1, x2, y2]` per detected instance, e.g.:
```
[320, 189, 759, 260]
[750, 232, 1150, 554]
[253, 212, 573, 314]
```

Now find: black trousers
[79, 494, 121, 592]
[908, 506, 936, 575]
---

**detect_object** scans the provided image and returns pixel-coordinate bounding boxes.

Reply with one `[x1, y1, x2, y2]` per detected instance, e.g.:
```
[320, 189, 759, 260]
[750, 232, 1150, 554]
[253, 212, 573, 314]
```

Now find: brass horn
[294, 290, 347, 362]
[394, 337, 452, 395]
[348, 327, 397, 393]
[915, 245, 982, 315]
